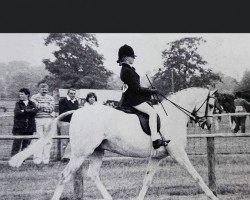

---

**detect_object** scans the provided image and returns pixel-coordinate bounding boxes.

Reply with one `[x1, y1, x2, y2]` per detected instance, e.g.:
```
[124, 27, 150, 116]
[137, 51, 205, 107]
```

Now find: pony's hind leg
[168, 146, 219, 200]
[51, 155, 86, 200]
[136, 157, 162, 200]
[87, 148, 113, 200]
[51, 132, 106, 200]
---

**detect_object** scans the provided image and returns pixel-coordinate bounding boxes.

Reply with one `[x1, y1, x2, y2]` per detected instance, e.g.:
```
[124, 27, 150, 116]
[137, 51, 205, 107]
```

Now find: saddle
[116, 106, 161, 136]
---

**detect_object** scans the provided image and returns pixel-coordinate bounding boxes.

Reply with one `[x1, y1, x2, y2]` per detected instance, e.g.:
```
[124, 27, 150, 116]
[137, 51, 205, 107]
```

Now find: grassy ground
[0, 108, 250, 199]
[0, 155, 249, 200]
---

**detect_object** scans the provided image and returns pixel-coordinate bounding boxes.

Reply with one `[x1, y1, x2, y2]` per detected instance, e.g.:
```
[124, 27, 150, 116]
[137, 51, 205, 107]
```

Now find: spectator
[85, 92, 97, 106]
[31, 83, 55, 164]
[234, 91, 250, 133]
[11, 88, 38, 157]
[58, 88, 79, 162]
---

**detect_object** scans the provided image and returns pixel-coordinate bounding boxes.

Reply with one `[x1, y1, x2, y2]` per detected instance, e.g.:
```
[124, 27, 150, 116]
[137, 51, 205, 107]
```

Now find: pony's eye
[209, 104, 214, 109]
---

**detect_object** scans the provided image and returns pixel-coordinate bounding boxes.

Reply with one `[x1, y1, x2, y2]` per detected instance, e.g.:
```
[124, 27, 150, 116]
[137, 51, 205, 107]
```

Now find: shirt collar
[67, 95, 77, 102]
[122, 63, 135, 71]
[122, 63, 131, 68]
[22, 100, 29, 106]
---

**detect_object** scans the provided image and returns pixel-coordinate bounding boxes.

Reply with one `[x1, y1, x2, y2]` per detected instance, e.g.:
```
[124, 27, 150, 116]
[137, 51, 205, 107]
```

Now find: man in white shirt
[58, 88, 79, 162]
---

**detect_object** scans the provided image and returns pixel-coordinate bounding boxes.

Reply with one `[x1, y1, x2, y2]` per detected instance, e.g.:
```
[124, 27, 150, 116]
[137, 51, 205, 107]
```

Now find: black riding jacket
[119, 63, 156, 107]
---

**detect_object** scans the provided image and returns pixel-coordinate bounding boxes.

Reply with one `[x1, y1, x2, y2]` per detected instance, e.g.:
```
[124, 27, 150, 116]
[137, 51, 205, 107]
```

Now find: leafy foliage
[106, 74, 123, 90]
[214, 73, 239, 94]
[42, 33, 113, 90]
[236, 70, 250, 92]
[0, 61, 47, 98]
[152, 37, 221, 95]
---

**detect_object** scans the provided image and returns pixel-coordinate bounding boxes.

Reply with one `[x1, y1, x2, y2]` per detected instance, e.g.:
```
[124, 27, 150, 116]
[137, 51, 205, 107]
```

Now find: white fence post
[207, 125, 217, 196]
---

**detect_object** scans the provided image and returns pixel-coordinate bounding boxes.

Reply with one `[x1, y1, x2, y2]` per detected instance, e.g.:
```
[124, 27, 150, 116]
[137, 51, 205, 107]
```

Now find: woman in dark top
[85, 92, 97, 106]
[59, 88, 79, 123]
[11, 88, 38, 156]
[117, 44, 169, 150]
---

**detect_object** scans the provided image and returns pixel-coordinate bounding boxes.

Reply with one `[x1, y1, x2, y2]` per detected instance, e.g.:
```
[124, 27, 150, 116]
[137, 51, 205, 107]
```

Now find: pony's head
[191, 89, 218, 129]
[164, 88, 218, 130]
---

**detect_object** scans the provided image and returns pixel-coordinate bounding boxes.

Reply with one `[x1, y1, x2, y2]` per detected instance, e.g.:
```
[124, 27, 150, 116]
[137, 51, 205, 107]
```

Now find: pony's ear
[210, 89, 218, 96]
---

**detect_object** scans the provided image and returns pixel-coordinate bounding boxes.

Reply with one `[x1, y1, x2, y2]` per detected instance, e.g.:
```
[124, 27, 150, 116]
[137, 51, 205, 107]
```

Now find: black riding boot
[153, 139, 170, 149]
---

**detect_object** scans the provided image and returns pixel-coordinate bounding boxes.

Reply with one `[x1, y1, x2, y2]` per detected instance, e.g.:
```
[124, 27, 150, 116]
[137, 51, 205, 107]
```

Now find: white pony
[9, 87, 219, 200]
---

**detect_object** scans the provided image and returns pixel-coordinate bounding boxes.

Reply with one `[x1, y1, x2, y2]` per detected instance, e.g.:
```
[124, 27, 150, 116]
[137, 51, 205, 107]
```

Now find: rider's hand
[150, 88, 158, 95]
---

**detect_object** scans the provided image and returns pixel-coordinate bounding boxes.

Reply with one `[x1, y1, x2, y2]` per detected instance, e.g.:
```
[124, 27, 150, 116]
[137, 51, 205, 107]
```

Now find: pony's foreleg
[51, 156, 86, 200]
[136, 157, 162, 200]
[169, 147, 219, 200]
[87, 149, 113, 200]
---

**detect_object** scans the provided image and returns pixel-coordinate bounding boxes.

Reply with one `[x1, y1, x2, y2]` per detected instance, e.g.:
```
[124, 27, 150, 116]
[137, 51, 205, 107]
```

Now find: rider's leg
[133, 102, 168, 149]
[133, 102, 158, 140]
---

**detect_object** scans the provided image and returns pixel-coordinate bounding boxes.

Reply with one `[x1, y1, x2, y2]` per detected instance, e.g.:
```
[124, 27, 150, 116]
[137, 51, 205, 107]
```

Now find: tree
[0, 61, 47, 98]
[236, 69, 250, 92]
[7, 69, 47, 97]
[152, 37, 221, 95]
[214, 72, 239, 94]
[107, 74, 123, 90]
[42, 33, 113, 90]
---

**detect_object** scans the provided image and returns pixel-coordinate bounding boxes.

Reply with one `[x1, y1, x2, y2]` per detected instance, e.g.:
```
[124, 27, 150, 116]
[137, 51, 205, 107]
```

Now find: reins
[157, 92, 207, 123]
[145, 75, 213, 124]
[146, 75, 168, 116]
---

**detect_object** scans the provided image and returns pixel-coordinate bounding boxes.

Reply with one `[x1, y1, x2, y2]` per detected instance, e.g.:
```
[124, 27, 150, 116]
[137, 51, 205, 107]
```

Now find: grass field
[0, 155, 249, 200]
[0, 108, 250, 199]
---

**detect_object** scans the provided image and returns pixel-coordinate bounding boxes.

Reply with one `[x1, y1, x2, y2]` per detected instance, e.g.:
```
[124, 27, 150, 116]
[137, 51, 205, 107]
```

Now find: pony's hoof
[210, 196, 219, 200]
[8, 157, 23, 167]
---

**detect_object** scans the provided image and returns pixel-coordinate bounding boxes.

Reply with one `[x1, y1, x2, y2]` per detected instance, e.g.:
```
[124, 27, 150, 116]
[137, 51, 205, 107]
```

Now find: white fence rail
[0, 112, 249, 198]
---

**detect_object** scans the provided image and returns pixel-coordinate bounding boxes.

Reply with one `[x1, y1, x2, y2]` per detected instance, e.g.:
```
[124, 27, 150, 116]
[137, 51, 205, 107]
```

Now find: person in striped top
[31, 83, 55, 164]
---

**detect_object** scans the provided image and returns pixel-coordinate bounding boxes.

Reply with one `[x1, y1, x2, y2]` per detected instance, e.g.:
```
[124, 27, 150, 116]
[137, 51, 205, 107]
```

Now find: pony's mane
[167, 87, 209, 104]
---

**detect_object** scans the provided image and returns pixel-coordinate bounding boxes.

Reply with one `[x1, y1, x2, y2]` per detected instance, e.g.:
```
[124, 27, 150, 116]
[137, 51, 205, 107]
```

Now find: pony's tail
[8, 110, 75, 168]
[45, 110, 75, 139]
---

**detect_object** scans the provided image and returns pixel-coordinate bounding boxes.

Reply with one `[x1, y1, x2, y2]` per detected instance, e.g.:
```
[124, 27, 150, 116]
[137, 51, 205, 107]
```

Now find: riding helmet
[117, 44, 136, 63]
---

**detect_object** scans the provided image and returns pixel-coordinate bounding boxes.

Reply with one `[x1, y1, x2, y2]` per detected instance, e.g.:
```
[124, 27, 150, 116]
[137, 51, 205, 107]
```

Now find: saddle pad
[116, 107, 161, 136]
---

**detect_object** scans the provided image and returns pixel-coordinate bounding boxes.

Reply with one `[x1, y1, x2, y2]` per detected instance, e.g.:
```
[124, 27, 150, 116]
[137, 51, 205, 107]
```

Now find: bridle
[191, 92, 216, 128]
[145, 75, 216, 129]
[157, 91, 215, 129]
